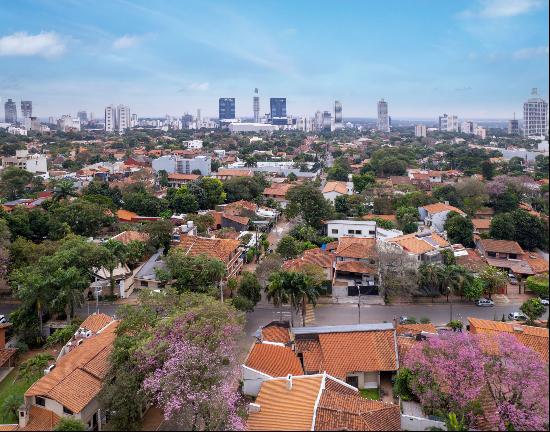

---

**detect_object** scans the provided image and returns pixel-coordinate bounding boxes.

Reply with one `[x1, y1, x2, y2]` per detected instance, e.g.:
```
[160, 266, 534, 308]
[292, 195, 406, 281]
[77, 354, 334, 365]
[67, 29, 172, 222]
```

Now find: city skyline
[0, 0, 548, 118]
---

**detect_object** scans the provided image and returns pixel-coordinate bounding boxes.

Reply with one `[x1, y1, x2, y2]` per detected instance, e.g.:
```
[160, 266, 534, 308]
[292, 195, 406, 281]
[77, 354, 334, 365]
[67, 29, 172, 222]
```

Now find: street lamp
[357, 283, 362, 324]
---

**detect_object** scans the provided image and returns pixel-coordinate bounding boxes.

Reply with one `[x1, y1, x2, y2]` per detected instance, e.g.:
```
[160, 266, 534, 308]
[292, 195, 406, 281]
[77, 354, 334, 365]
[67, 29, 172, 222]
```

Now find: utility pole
[357, 284, 361, 324]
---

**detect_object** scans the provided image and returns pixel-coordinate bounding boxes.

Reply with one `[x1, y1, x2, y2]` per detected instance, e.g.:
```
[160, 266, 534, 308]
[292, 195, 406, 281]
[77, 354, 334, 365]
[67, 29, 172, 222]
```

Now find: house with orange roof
[166, 173, 200, 188]
[16, 318, 119, 431]
[215, 168, 253, 180]
[472, 218, 491, 234]
[263, 182, 294, 207]
[382, 230, 451, 269]
[418, 202, 466, 232]
[282, 248, 335, 281]
[322, 181, 352, 202]
[246, 373, 400, 431]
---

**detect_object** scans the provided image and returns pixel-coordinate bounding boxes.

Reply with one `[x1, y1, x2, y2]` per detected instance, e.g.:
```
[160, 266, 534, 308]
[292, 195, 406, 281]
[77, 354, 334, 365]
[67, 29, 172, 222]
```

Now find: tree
[396, 206, 419, 234]
[327, 158, 351, 181]
[462, 278, 485, 301]
[51, 199, 114, 237]
[285, 182, 334, 229]
[52, 179, 77, 201]
[157, 169, 169, 188]
[195, 177, 226, 209]
[480, 160, 494, 180]
[525, 274, 549, 297]
[432, 185, 463, 209]
[444, 212, 474, 247]
[256, 253, 283, 288]
[237, 271, 261, 306]
[223, 176, 266, 203]
[352, 173, 375, 193]
[479, 266, 507, 299]
[404, 332, 549, 431]
[167, 186, 199, 214]
[509, 209, 546, 250]
[276, 235, 302, 259]
[18, 353, 55, 383]
[1, 394, 23, 422]
[144, 219, 173, 253]
[101, 240, 128, 294]
[455, 178, 488, 216]
[53, 418, 86, 431]
[122, 190, 168, 216]
[0, 167, 33, 200]
[489, 213, 516, 241]
[520, 298, 545, 324]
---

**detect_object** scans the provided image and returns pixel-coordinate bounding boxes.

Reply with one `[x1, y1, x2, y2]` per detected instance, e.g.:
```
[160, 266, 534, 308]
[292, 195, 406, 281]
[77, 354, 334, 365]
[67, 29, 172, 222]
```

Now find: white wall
[152, 156, 177, 173]
[401, 415, 447, 431]
[326, 220, 377, 239]
[242, 366, 272, 397]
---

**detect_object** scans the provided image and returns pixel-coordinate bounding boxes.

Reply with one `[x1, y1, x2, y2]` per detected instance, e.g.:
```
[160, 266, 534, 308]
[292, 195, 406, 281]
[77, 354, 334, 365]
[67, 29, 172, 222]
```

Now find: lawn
[0, 368, 33, 424]
[359, 388, 380, 400]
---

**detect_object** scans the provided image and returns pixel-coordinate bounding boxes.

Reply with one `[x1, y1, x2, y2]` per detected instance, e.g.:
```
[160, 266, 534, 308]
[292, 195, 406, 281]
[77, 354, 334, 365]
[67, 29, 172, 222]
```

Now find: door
[346, 375, 359, 388]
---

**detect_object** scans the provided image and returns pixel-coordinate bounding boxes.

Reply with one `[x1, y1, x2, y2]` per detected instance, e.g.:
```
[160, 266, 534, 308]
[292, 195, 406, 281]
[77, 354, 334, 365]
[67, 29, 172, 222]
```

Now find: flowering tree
[404, 332, 549, 431]
[139, 300, 245, 431]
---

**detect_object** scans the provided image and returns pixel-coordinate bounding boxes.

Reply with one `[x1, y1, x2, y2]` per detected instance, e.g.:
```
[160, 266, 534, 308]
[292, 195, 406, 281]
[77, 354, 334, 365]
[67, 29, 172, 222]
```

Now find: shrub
[525, 274, 549, 298]
[447, 320, 463, 331]
[231, 296, 255, 312]
[393, 368, 415, 401]
[419, 317, 431, 324]
[53, 418, 86, 431]
[45, 323, 79, 348]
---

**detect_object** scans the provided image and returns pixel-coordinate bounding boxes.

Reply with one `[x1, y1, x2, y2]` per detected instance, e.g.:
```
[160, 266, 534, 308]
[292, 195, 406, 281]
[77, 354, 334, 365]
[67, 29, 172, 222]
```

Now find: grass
[0, 368, 33, 424]
[359, 388, 380, 400]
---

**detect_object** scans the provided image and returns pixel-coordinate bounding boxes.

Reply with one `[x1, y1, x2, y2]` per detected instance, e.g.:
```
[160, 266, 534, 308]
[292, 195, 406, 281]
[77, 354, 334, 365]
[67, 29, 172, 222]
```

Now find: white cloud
[459, 0, 544, 18]
[112, 35, 142, 49]
[188, 82, 209, 91]
[0, 31, 66, 58]
[512, 46, 549, 59]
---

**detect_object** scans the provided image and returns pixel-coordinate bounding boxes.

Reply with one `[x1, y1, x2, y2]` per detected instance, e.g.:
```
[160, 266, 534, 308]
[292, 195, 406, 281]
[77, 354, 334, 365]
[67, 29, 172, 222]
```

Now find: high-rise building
[508, 115, 519, 135]
[77, 111, 88, 123]
[439, 114, 459, 132]
[334, 100, 343, 130]
[4, 99, 17, 123]
[105, 105, 116, 132]
[219, 98, 236, 120]
[253, 88, 260, 123]
[117, 105, 131, 130]
[523, 88, 548, 137]
[377, 99, 390, 132]
[460, 121, 475, 134]
[270, 98, 287, 125]
[414, 124, 427, 138]
[474, 126, 487, 140]
[322, 111, 332, 130]
[21, 101, 32, 118]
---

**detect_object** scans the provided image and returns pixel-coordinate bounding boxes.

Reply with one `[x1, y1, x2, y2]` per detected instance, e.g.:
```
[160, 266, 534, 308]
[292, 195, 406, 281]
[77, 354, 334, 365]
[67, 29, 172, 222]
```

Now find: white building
[439, 114, 459, 132]
[474, 126, 487, 139]
[57, 115, 81, 132]
[523, 89, 548, 137]
[377, 99, 390, 132]
[105, 105, 116, 132]
[23, 117, 41, 132]
[460, 121, 475, 134]
[7, 126, 27, 136]
[325, 219, 402, 240]
[414, 124, 427, 138]
[1, 149, 48, 178]
[418, 202, 466, 233]
[184, 139, 203, 149]
[322, 181, 352, 202]
[333, 100, 343, 130]
[117, 105, 131, 131]
[228, 122, 278, 133]
[104, 104, 131, 133]
[152, 155, 211, 176]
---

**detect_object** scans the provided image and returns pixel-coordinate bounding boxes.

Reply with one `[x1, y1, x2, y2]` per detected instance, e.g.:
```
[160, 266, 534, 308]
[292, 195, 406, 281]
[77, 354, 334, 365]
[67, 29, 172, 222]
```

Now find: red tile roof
[422, 202, 466, 215]
[177, 236, 241, 263]
[20, 406, 60, 431]
[245, 343, 303, 377]
[335, 237, 377, 259]
[261, 323, 291, 344]
[478, 239, 524, 255]
[79, 313, 114, 333]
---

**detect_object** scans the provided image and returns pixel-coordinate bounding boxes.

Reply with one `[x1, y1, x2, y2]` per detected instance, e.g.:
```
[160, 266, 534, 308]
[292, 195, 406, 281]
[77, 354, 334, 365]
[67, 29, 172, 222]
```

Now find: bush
[45, 323, 79, 348]
[231, 296, 255, 312]
[419, 317, 431, 324]
[1, 394, 23, 422]
[393, 368, 415, 401]
[403, 316, 417, 324]
[447, 320, 463, 331]
[14, 341, 29, 354]
[53, 418, 86, 431]
[525, 274, 549, 298]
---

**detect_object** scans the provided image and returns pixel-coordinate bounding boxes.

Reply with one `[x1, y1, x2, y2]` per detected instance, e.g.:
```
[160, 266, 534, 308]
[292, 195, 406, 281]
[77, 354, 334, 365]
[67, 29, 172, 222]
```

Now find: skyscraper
[4, 99, 17, 123]
[21, 101, 32, 118]
[253, 88, 260, 123]
[523, 88, 548, 137]
[415, 124, 427, 138]
[377, 99, 390, 132]
[117, 105, 131, 130]
[105, 105, 116, 132]
[77, 111, 88, 123]
[438, 114, 459, 132]
[270, 98, 287, 125]
[334, 100, 342, 129]
[219, 98, 236, 120]
[322, 111, 332, 130]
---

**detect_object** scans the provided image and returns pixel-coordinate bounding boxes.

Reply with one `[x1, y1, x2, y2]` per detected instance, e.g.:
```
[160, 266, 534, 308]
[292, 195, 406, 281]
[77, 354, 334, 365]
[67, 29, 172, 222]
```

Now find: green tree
[444, 212, 474, 247]
[525, 274, 549, 298]
[101, 240, 128, 294]
[285, 182, 334, 229]
[463, 278, 485, 301]
[327, 157, 351, 181]
[53, 418, 86, 431]
[479, 266, 508, 299]
[196, 177, 226, 209]
[223, 176, 266, 202]
[0, 167, 33, 200]
[489, 213, 516, 241]
[481, 160, 495, 180]
[509, 209, 546, 250]
[18, 353, 54, 383]
[52, 179, 77, 201]
[157, 169, 169, 188]
[432, 185, 463, 209]
[396, 206, 419, 234]
[167, 186, 199, 214]
[520, 298, 545, 324]
[237, 271, 261, 306]
[51, 199, 114, 237]
[1, 394, 23, 422]
[144, 219, 173, 254]
[276, 235, 302, 259]
[352, 173, 375, 193]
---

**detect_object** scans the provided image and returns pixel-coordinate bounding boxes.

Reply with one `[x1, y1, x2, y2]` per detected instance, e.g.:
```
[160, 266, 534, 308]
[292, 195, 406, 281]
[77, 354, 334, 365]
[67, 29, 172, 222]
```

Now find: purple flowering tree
[138, 303, 245, 431]
[404, 332, 549, 431]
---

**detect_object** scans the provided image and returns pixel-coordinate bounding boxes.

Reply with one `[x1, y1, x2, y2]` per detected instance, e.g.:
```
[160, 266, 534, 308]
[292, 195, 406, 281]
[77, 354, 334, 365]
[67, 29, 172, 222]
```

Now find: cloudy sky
[0, 0, 548, 119]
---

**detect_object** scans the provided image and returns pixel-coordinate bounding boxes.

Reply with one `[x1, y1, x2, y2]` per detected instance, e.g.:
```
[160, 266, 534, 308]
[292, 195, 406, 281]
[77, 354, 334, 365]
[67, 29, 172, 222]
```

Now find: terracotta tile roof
[295, 339, 324, 373]
[322, 181, 348, 195]
[116, 209, 138, 222]
[397, 336, 417, 361]
[478, 239, 524, 255]
[167, 173, 200, 181]
[316, 331, 398, 379]
[25, 321, 118, 414]
[261, 323, 291, 344]
[485, 257, 535, 275]
[363, 214, 397, 222]
[468, 317, 549, 361]
[0, 425, 18, 431]
[315, 390, 401, 431]
[79, 313, 114, 333]
[177, 236, 241, 263]
[20, 406, 60, 431]
[472, 218, 491, 230]
[388, 234, 438, 254]
[396, 323, 437, 335]
[525, 255, 549, 274]
[223, 213, 250, 226]
[0, 348, 16, 367]
[217, 168, 253, 177]
[247, 375, 323, 431]
[475, 207, 495, 216]
[455, 248, 486, 273]
[282, 248, 334, 272]
[110, 230, 149, 244]
[390, 176, 411, 186]
[335, 261, 376, 274]
[245, 343, 303, 377]
[422, 202, 466, 215]
[335, 237, 377, 259]
[263, 183, 293, 197]
[225, 200, 257, 212]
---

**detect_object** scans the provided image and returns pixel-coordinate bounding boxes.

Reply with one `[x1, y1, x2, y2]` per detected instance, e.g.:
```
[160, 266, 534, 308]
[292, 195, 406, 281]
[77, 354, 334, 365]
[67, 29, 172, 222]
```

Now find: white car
[539, 298, 549, 306]
[508, 312, 527, 321]
[0, 315, 6, 324]
[476, 298, 494, 307]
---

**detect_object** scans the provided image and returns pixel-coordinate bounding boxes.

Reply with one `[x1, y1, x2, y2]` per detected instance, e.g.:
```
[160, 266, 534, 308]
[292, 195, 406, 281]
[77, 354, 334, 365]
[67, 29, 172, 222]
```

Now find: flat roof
[292, 323, 394, 335]
[326, 219, 377, 225]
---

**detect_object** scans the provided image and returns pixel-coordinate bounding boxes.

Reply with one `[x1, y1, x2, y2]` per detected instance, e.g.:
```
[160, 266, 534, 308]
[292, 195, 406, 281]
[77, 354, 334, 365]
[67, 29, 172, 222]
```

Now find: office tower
[21, 101, 32, 118]
[439, 114, 459, 132]
[105, 105, 116, 132]
[270, 98, 287, 125]
[377, 99, 390, 132]
[196, 109, 201, 124]
[439, 114, 448, 131]
[77, 111, 88, 123]
[117, 105, 131, 130]
[523, 88, 548, 137]
[131, 113, 138, 128]
[334, 100, 343, 129]
[474, 126, 487, 139]
[253, 88, 260, 123]
[415, 124, 427, 138]
[508, 114, 519, 135]
[4, 99, 17, 123]
[460, 121, 475, 134]
[322, 111, 332, 130]
[219, 98, 236, 120]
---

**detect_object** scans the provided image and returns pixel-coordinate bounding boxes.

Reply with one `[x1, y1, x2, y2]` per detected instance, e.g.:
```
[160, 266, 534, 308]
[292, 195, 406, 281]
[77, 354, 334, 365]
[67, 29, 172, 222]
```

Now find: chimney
[18, 405, 29, 428]
[248, 403, 261, 414]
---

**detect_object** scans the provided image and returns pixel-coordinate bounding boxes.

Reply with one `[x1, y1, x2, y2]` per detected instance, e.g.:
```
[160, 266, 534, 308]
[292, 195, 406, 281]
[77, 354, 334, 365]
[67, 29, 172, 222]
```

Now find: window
[35, 397, 45, 407]
[369, 230, 375, 235]
[63, 406, 73, 415]
[346, 375, 359, 388]
[331, 229, 338, 234]
[487, 252, 496, 257]
[140, 281, 148, 287]
[509, 253, 517, 259]
[348, 229, 354, 234]
[355, 230, 362, 235]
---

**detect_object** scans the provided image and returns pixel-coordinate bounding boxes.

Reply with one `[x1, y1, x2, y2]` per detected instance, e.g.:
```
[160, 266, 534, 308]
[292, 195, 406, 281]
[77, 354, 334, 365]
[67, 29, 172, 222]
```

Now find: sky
[0, 0, 548, 119]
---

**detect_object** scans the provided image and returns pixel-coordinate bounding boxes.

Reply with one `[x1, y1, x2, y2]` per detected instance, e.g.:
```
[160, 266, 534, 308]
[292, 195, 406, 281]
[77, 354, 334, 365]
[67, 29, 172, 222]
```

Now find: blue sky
[0, 0, 548, 119]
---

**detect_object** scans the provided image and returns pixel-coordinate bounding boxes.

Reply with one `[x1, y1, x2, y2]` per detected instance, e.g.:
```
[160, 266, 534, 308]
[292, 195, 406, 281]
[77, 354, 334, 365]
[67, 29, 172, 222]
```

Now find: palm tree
[286, 272, 322, 327]
[266, 271, 291, 323]
[13, 271, 51, 335]
[418, 264, 444, 299]
[52, 179, 77, 201]
[50, 267, 88, 324]
[102, 240, 128, 295]
[441, 265, 474, 301]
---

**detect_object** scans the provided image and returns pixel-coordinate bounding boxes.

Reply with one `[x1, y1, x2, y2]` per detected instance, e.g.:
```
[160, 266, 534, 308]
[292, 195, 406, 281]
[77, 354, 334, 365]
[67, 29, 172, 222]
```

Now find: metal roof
[291, 323, 394, 335]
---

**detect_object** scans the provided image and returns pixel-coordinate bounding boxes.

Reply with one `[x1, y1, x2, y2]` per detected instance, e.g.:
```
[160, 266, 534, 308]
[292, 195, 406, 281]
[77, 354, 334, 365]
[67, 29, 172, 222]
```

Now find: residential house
[382, 231, 451, 268]
[474, 207, 495, 220]
[263, 182, 294, 207]
[215, 168, 253, 180]
[475, 239, 537, 279]
[246, 373, 400, 431]
[166, 173, 200, 188]
[325, 219, 402, 241]
[418, 202, 466, 232]
[468, 317, 548, 362]
[322, 181, 352, 202]
[19, 318, 119, 431]
[282, 248, 335, 281]
[134, 250, 170, 291]
[472, 218, 491, 235]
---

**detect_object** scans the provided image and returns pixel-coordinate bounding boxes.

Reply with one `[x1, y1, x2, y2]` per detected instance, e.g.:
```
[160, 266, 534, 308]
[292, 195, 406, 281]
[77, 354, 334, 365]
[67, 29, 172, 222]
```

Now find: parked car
[0, 315, 6, 324]
[399, 316, 409, 325]
[508, 274, 518, 285]
[476, 298, 494, 307]
[539, 298, 549, 306]
[508, 312, 527, 321]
